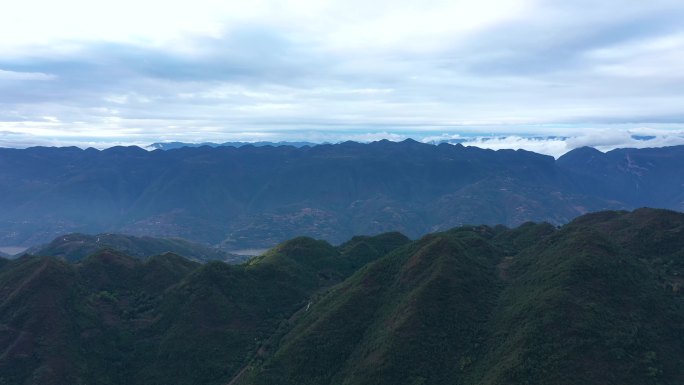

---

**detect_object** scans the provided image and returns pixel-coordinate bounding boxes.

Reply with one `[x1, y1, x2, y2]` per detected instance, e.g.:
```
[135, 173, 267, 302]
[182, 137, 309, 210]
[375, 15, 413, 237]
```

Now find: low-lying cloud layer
[423, 128, 684, 158]
[3, 126, 683, 158]
[1, 0, 683, 151]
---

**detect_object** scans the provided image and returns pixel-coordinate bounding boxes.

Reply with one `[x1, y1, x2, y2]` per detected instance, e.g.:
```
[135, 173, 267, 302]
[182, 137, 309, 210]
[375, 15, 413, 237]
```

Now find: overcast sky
[1, 0, 684, 156]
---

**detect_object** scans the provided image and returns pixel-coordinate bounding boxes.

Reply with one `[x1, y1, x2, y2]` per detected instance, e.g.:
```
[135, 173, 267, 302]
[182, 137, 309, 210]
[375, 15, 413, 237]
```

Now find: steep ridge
[2, 210, 683, 384]
[242, 209, 684, 385]
[0, 232, 409, 385]
[0, 256, 80, 384]
[470, 221, 684, 384]
[241, 227, 502, 385]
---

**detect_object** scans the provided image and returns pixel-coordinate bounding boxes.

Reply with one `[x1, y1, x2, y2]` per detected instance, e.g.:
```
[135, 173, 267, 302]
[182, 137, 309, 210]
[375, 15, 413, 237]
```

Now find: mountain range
[1, 140, 683, 249]
[1, 208, 682, 384]
[147, 141, 319, 150]
[0, 231, 409, 385]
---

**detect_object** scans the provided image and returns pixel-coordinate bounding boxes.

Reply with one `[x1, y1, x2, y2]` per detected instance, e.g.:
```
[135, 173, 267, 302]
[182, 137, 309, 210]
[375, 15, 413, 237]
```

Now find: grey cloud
[462, 11, 682, 76]
[1, 1, 684, 148]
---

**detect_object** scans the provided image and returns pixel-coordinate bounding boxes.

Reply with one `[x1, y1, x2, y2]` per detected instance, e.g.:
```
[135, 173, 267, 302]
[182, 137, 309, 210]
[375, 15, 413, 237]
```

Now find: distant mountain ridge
[25, 233, 246, 263]
[147, 141, 320, 150]
[1, 140, 683, 248]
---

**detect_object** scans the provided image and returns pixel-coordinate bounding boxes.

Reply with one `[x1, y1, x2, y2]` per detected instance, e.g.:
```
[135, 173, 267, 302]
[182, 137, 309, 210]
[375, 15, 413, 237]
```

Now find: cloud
[0, 69, 56, 81]
[0, 0, 683, 147]
[422, 127, 684, 158]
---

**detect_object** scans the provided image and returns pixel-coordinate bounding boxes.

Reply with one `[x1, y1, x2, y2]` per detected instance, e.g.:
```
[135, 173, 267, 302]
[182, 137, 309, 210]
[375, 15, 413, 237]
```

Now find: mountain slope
[243, 227, 502, 385]
[471, 221, 684, 385]
[558, 145, 684, 211]
[0, 256, 79, 384]
[0, 232, 409, 385]
[0, 140, 647, 249]
[2, 210, 683, 385]
[241, 208, 684, 385]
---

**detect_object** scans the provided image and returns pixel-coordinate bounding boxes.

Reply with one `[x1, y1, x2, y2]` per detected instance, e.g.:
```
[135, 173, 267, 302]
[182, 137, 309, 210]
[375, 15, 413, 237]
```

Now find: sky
[1, 0, 684, 157]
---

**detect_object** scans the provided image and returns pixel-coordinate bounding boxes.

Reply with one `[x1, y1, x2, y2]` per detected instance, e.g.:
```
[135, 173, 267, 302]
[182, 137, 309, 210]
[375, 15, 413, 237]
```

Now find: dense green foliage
[26, 233, 245, 263]
[241, 229, 501, 385]
[0, 232, 408, 385]
[2, 209, 684, 384]
[240, 209, 684, 385]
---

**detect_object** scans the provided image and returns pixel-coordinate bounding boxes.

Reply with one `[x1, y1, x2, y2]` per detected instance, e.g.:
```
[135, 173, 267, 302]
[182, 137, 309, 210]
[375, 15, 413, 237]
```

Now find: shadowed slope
[0, 232, 407, 385]
[2, 210, 683, 385]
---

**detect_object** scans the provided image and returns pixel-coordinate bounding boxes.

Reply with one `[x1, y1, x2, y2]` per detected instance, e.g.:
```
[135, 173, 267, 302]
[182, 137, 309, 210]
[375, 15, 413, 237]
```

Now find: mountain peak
[557, 145, 604, 164]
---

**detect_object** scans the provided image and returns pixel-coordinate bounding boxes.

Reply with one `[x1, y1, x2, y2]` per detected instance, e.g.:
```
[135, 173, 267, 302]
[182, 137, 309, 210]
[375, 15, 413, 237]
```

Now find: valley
[0, 247, 26, 257]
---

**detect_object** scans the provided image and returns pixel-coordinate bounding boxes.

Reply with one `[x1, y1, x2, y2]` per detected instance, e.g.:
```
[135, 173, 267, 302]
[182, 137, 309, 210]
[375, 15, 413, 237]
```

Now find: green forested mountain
[25, 233, 245, 263]
[0, 232, 409, 385]
[239, 208, 684, 385]
[1, 209, 683, 385]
